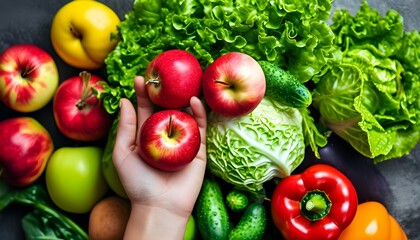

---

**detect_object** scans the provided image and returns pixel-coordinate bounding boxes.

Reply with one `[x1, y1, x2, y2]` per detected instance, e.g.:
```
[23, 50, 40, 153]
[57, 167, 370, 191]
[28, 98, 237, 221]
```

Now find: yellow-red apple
[53, 71, 112, 142]
[145, 50, 203, 109]
[202, 52, 266, 117]
[0, 117, 54, 187]
[139, 110, 201, 171]
[0, 44, 59, 112]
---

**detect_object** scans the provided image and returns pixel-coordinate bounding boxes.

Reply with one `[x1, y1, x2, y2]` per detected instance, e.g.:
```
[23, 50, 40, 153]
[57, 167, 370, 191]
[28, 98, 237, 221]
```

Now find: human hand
[112, 76, 207, 239]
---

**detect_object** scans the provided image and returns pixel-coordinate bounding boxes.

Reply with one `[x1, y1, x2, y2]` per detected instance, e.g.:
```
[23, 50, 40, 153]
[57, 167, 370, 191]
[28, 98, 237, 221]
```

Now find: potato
[89, 195, 131, 240]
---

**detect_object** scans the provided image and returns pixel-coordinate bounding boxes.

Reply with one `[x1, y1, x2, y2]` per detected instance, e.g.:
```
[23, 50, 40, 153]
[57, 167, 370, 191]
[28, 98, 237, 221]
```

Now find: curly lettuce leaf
[312, 1, 420, 162]
[102, 0, 336, 114]
[300, 107, 330, 159]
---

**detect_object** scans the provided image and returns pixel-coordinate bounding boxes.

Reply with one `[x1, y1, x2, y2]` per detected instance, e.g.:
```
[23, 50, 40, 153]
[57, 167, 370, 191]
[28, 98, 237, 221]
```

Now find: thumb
[113, 98, 137, 165]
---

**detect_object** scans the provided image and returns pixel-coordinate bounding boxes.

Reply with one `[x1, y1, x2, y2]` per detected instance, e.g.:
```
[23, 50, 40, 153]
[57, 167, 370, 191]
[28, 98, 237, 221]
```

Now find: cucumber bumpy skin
[259, 61, 312, 108]
[228, 202, 267, 240]
[195, 178, 230, 240]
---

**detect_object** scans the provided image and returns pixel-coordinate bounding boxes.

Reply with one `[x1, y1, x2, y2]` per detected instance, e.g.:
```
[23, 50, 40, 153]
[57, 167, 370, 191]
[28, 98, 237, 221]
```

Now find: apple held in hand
[53, 71, 112, 142]
[202, 52, 266, 117]
[50, 0, 120, 69]
[139, 110, 201, 171]
[145, 49, 203, 109]
[0, 117, 54, 187]
[0, 44, 59, 112]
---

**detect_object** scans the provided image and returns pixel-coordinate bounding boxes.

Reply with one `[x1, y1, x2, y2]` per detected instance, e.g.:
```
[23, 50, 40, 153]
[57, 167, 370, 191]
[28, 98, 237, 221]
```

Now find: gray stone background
[0, 0, 419, 239]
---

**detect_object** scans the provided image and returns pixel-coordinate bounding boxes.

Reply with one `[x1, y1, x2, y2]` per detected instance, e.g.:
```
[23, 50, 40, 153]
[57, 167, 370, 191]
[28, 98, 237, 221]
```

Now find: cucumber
[226, 189, 248, 212]
[259, 60, 312, 108]
[195, 178, 230, 240]
[228, 202, 267, 240]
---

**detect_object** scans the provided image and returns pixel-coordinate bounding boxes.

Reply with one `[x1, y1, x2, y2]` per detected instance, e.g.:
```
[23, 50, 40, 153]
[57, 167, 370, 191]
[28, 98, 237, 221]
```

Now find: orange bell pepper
[338, 201, 407, 240]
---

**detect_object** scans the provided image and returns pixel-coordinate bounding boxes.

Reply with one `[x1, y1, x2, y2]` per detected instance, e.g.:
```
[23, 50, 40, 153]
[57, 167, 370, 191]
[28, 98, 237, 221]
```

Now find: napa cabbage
[206, 97, 306, 192]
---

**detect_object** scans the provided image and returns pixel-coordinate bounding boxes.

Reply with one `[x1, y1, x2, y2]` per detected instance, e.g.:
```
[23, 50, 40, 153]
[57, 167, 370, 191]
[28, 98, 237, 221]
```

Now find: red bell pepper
[271, 164, 358, 240]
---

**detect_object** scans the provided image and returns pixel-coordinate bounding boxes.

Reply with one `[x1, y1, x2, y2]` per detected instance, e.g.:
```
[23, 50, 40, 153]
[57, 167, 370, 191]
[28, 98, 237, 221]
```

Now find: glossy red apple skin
[202, 52, 266, 117]
[53, 71, 112, 142]
[139, 110, 201, 172]
[0, 44, 59, 112]
[0, 117, 54, 187]
[145, 49, 203, 109]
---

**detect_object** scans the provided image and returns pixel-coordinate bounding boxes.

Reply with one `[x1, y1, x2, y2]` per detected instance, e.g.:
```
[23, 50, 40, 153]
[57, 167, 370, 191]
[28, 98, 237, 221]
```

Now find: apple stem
[70, 24, 82, 39]
[167, 115, 173, 138]
[76, 71, 94, 110]
[21, 66, 36, 79]
[214, 80, 233, 88]
[145, 78, 161, 87]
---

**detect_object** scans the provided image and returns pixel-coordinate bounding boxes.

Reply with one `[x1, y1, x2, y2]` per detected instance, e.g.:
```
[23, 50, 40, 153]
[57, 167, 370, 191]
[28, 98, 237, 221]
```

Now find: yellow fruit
[50, 0, 120, 69]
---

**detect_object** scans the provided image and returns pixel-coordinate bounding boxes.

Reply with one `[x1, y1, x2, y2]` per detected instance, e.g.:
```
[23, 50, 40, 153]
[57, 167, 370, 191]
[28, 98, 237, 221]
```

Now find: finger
[133, 76, 155, 139]
[190, 96, 207, 160]
[175, 98, 208, 205]
[190, 96, 207, 134]
[113, 98, 137, 165]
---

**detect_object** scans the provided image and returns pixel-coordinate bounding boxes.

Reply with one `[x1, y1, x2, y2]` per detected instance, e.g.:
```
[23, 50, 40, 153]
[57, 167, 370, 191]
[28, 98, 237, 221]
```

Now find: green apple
[184, 215, 196, 240]
[45, 146, 109, 214]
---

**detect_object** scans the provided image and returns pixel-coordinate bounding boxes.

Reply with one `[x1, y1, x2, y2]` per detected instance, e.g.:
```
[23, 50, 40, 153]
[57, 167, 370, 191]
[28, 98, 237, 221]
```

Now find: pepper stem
[305, 194, 327, 213]
[300, 190, 332, 221]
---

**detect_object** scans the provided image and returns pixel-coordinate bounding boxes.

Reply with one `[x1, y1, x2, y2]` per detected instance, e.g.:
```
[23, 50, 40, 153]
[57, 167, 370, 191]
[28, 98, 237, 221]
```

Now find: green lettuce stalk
[102, 0, 335, 114]
[312, 1, 420, 162]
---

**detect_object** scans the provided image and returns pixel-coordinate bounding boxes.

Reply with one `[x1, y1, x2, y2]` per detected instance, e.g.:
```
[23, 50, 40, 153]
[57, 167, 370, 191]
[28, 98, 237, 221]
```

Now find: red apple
[145, 49, 203, 109]
[202, 52, 266, 117]
[139, 110, 200, 171]
[0, 117, 54, 187]
[53, 71, 112, 142]
[0, 44, 59, 112]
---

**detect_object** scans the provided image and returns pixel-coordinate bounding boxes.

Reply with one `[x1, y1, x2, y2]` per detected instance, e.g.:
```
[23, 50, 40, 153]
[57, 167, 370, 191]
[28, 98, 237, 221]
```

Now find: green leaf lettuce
[102, 0, 335, 114]
[312, 1, 420, 162]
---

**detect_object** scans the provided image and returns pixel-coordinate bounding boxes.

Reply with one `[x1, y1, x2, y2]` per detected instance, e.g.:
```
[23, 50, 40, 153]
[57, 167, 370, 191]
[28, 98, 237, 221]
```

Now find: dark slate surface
[0, 0, 419, 239]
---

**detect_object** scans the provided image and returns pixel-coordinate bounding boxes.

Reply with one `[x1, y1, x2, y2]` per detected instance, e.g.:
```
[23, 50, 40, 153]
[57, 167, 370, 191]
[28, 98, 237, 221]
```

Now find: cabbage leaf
[312, 1, 420, 162]
[207, 97, 305, 192]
